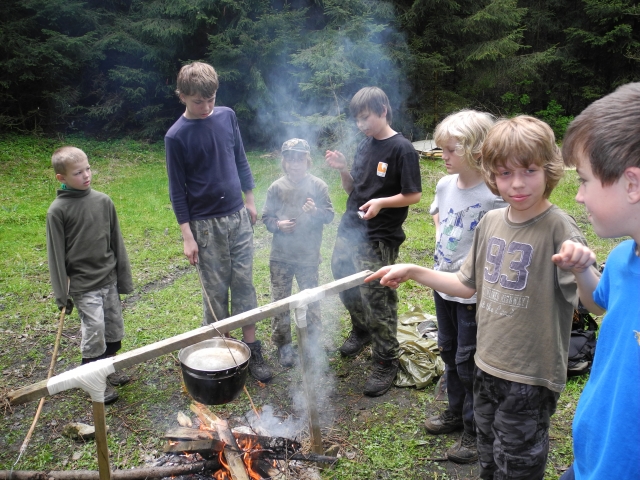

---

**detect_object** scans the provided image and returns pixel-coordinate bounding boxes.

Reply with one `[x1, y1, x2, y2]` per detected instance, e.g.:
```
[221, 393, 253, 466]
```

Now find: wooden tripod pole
[92, 401, 111, 480]
[294, 304, 323, 455]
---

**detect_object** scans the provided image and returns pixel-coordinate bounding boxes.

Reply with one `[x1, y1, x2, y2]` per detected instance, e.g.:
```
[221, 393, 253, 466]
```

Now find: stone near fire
[62, 422, 109, 440]
[177, 411, 193, 427]
[324, 444, 340, 457]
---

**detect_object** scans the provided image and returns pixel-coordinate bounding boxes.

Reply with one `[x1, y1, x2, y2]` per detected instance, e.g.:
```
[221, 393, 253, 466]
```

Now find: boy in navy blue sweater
[165, 61, 272, 382]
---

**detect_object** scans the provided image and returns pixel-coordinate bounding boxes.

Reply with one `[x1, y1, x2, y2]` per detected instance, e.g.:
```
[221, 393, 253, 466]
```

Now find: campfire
[158, 403, 336, 480]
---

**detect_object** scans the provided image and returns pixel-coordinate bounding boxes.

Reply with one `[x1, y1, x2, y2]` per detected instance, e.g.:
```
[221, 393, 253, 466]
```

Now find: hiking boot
[339, 330, 371, 357]
[447, 431, 478, 464]
[277, 344, 296, 368]
[104, 383, 119, 404]
[363, 358, 399, 397]
[107, 371, 131, 387]
[424, 410, 463, 434]
[246, 340, 273, 382]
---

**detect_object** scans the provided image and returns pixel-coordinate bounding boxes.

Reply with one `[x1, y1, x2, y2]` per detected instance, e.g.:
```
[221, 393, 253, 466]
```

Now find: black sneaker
[339, 330, 371, 357]
[424, 410, 463, 434]
[363, 358, 399, 397]
[107, 371, 130, 387]
[245, 340, 273, 382]
[447, 431, 478, 464]
[104, 383, 119, 404]
[277, 344, 296, 368]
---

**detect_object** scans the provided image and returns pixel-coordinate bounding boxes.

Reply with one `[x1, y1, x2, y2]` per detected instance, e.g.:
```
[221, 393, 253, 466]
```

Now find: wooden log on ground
[8, 271, 371, 406]
[0, 460, 220, 480]
[163, 427, 301, 454]
[163, 439, 337, 465]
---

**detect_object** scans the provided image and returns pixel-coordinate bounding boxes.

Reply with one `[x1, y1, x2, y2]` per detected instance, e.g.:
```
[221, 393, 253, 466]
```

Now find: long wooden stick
[0, 461, 221, 480]
[9, 271, 371, 405]
[12, 298, 69, 469]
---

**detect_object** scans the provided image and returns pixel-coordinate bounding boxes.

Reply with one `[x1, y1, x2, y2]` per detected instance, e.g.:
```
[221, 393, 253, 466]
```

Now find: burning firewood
[190, 403, 250, 480]
[163, 427, 301, 455]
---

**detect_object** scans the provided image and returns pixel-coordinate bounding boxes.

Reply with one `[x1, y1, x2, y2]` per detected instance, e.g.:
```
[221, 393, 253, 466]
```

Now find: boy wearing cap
[262, 139, 335, 367]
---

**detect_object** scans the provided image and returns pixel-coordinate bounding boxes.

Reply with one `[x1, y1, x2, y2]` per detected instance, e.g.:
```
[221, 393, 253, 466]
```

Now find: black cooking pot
[178, 338, 250, 405]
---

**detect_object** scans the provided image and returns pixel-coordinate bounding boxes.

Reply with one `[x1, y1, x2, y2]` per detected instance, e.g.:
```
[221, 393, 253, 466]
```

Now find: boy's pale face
[283, 153, 309, 183]
[440, 137, 466, 175]
[494, 160, 551, 223]
[575, 154, 628, 239]
[180, 93, 216, 120]
[355, 108, 390, 140]
[56, 158, 92, 190]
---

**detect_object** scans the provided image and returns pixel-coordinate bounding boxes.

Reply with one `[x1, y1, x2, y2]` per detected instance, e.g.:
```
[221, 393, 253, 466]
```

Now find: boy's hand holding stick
[365, 264, 415, 289]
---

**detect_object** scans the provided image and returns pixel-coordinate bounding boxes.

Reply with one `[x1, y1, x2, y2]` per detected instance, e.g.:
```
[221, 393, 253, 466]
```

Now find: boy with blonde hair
[165, 61, 272, 381]
[262, 138, 334, 367]
[554, 82, 640, 480]
[47, 146, 133, 404]
[325, 86, 421, 397]
[367, 116, 598, 478]
[426, 110, 506, 463]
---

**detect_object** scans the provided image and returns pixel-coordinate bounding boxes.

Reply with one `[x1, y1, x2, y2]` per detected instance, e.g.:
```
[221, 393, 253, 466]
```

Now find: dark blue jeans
[433, 291, 477, 435]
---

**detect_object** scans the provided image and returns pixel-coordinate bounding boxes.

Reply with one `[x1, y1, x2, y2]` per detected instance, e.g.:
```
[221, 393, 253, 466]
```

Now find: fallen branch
[0, 460, 220, 480]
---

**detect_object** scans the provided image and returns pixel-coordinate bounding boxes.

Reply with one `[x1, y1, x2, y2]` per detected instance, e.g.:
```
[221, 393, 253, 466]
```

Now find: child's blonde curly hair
[434, 110, 495, 172]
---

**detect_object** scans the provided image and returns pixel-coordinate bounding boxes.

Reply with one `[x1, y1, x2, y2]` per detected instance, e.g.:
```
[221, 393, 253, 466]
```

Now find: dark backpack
[567, 308, 599, 377]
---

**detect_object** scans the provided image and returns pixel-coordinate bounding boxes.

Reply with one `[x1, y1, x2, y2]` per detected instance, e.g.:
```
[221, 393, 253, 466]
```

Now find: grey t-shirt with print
[430, 174, 507, 303]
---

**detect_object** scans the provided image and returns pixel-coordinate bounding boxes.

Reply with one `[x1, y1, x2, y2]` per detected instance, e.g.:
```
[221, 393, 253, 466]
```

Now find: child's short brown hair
[562, 82, 640, 186]
[349, 87, 392, 124]
[482, 116, 564, 198]
[434, 109, 495, 173]
[175, 62, 219, 99]
[51, 146, 88, 175]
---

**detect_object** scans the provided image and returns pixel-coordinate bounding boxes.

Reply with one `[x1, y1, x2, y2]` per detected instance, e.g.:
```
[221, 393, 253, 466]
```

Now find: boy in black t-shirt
[325, 87, 422, 396]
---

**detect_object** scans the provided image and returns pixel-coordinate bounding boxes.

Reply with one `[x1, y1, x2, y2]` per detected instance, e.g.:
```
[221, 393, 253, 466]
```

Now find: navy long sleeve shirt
[165, 107, 255, 224]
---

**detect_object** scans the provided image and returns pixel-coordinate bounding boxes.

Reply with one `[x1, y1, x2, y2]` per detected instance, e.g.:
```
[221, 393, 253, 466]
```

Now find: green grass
[0, 134, 620, 478]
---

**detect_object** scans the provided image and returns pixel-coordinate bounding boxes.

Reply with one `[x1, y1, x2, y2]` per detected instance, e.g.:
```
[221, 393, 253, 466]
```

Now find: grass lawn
[0, 134, 618, 479]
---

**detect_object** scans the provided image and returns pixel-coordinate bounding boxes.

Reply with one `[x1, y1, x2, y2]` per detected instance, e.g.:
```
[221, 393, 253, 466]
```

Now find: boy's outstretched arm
[552, 240, 605, 315]
[365, 264, 476, 298]
[325, 150, 354, 194]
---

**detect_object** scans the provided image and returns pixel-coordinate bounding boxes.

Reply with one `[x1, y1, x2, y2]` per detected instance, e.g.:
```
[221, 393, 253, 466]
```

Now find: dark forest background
[1, 0, 638, 148]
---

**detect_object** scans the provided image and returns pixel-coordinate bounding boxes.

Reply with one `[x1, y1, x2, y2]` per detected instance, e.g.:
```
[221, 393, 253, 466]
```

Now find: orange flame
[213, 449, 230, 480]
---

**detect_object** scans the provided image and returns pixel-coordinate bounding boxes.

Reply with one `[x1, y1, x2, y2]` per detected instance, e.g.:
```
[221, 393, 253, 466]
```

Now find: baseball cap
[281, 138, 311, 154]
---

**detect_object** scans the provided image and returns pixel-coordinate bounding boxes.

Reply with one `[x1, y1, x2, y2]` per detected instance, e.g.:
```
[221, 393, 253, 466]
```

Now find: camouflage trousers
[72, 282, 124, 359]
[474, 368, 560, 480]
[191, 208, 258, 325]
[331, 235, 399, 360]
[269, 261, 321, 347]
